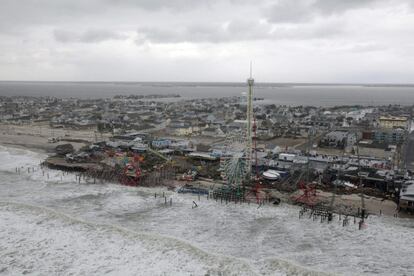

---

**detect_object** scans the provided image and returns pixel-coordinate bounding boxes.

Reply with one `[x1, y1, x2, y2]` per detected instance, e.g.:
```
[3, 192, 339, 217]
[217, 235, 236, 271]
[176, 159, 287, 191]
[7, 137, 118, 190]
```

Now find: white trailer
[278, 153, 296, 162]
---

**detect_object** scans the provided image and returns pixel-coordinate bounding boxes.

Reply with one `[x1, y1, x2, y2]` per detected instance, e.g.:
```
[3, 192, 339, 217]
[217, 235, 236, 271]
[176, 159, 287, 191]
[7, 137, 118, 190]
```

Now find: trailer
[278, 153, 296, 162]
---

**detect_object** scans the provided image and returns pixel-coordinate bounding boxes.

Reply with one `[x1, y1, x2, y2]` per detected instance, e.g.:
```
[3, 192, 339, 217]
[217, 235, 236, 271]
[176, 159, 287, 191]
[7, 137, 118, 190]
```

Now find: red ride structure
[293, 180, 317, 206]
[252, 117, 264, 203]
[119, 154, 143, 186]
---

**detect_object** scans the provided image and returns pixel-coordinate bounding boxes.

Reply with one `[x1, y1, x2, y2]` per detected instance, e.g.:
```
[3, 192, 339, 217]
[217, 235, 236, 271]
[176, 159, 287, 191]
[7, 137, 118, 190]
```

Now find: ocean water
[1, 145, 414, 275]
[1, 81, 414, 106]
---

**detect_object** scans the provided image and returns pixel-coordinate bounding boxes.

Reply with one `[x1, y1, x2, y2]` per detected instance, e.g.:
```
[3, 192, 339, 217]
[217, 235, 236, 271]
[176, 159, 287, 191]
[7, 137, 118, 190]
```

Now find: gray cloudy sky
[1, 0, 414, 82]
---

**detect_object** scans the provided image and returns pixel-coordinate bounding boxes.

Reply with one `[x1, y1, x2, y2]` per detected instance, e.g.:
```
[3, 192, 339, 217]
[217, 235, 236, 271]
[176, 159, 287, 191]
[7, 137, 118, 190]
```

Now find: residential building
[373, 128, 405, 145]
[379, 116, 408, 129]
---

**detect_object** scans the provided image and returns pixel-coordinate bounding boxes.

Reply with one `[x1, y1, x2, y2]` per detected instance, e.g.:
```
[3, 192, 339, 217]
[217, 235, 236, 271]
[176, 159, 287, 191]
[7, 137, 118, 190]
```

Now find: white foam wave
[0, 201, 258, 275]
[0, 200, 333, 276]
[0, 145, 45, 172]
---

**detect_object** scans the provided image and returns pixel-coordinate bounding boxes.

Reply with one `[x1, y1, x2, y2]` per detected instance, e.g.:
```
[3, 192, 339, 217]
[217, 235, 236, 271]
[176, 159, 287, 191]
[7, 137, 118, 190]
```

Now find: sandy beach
[0, 123, 108, 153]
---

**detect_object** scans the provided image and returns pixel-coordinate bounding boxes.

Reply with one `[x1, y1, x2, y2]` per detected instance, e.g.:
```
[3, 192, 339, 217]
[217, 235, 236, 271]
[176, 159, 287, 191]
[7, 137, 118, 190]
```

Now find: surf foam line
[0, 200, 333, 276]
[0, 200, 260, 275]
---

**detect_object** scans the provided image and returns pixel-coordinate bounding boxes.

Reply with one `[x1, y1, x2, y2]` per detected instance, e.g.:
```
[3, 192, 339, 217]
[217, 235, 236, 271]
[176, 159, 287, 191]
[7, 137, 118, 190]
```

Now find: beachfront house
[399, 181, 414, 213]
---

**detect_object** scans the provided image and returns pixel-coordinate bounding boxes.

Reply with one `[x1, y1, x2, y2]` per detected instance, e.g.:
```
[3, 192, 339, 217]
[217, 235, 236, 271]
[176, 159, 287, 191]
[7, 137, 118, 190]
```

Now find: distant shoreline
[1, 80, 414, 88]
[2, 81, 414, 107]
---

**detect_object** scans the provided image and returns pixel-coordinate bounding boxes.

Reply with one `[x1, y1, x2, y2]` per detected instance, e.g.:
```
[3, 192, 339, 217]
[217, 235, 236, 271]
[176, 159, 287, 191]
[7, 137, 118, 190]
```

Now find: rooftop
[400, 181, 414, 201]
[379, 116, 408, 122]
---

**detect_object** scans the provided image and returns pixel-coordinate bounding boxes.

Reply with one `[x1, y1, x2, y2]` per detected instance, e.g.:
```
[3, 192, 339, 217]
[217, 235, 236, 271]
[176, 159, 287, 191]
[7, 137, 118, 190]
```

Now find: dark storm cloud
[0, 0, 244, 35]
[0, 1, 100, 31]
[266, 0, 386, 23]
[265, 0, 314, 23]
[136, 19, 343, 44]
[0, 0, 397, 43]
[136, 21, 270, 44]
[103, 0, 216, 11]
[53, 29, 127, 43]
[312, 0, 382, 14]
[1, 0, 414, 82]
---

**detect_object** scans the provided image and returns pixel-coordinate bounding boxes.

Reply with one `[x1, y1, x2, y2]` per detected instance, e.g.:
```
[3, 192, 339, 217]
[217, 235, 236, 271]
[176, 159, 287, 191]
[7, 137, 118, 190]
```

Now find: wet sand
[0, 123, 103, 152]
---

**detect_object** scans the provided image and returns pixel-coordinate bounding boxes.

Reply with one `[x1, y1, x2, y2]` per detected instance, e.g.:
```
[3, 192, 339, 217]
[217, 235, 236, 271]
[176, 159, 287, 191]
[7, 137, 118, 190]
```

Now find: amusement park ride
[116, 146, 173, 186]
[291, 129, 368, 228]
[219, 63, 265, 202]
[121, 154, 143, 186]
[291, 127, 318, 206]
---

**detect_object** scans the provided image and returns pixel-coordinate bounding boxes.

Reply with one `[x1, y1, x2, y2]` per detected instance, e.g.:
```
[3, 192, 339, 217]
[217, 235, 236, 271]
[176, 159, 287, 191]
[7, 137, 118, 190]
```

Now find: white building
[399, 181, 414, 212]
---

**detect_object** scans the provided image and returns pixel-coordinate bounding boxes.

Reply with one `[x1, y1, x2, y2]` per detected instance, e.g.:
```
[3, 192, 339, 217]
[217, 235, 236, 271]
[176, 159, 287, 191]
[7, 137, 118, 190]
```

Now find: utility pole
[306, 127, 314, 183]
[402, 105, 413, 172]
[356, 142, 366, 222]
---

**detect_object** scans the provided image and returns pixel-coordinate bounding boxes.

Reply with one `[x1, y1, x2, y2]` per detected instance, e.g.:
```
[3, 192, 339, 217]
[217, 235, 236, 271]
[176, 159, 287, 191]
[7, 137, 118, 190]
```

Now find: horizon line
[1, 80, 414, 86]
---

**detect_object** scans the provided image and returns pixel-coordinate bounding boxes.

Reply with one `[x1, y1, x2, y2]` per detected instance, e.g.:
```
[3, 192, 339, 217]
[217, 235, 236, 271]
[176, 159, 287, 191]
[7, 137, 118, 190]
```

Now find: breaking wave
[0, 200, 330, 276]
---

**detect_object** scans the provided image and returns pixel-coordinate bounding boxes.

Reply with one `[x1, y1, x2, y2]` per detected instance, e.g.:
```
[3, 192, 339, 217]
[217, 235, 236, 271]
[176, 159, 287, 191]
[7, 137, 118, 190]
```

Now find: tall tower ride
[246, 62, 254, 181]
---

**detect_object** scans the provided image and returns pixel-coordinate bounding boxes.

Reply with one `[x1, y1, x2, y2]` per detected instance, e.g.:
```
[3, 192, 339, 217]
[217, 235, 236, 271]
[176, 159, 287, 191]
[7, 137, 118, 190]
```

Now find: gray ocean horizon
[1, 81, 414, 107]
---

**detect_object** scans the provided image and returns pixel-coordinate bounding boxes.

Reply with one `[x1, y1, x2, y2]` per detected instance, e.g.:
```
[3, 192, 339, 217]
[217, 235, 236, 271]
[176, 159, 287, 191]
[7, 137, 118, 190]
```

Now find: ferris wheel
[220, 131, 249, 187]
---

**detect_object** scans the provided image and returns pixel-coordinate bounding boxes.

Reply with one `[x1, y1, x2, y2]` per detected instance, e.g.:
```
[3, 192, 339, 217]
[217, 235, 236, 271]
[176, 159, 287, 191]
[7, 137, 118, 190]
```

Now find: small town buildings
[167, 122, 193, 136]
[201, 127, 225, 137]
[152, 139, 172, 149]
[319, 131, 357, 149]
[379, 116, 408, 129]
